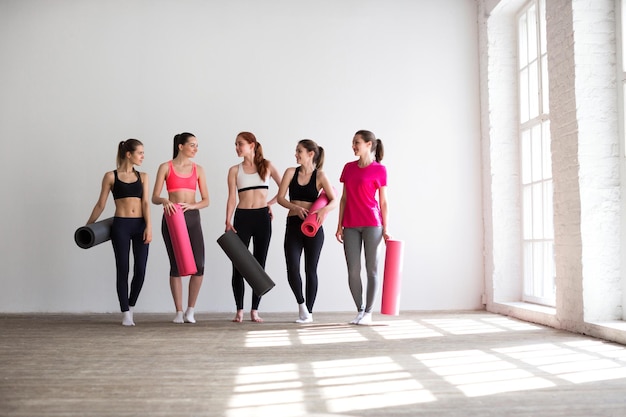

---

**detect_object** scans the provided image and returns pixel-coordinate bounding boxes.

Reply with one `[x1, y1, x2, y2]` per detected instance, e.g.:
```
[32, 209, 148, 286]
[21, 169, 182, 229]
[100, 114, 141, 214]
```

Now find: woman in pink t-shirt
[336, 130, 389, 325]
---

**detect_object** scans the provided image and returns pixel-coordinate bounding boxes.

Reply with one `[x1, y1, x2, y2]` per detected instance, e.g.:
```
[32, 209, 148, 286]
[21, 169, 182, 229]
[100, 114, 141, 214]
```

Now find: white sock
[350, 311, 365, 324]
[298, 303, 310, 320]
[122, 311, 134, 326]
[184, 307, 196, 324]
[296, 314, 313, 324]
[357, 312, 373, 325]
[173, 311, 184, 324]
[129, 306, 135, 323]
[296, 303, 312, 323]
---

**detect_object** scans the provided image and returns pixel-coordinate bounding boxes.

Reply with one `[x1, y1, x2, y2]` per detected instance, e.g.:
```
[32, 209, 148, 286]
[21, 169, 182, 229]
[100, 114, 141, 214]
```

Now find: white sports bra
[237, 163, 269, 193]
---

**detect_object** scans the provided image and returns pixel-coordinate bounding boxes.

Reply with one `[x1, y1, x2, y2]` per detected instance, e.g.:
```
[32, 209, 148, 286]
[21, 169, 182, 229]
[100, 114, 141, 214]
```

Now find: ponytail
[237, 132, 269, 180]
[298, 139, 324, 169]
[253, 141, 268, 180]
[374, 139, 384, 162]
[316, 146, 325, 169]
[116, 138, 143, 167]
[172, 132, 195, 159]
[354, 130, 384, 162]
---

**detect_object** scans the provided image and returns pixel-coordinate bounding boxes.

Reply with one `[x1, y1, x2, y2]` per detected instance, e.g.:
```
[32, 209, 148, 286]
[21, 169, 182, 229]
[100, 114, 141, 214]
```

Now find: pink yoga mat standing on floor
[381, 239, 404, 316]
[164, 204, 197, 276]
[301, 189, 332, 237]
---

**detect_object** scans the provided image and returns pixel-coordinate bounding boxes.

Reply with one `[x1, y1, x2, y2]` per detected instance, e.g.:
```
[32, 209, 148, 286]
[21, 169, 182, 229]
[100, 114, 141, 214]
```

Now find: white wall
[0, 0, 483, 314]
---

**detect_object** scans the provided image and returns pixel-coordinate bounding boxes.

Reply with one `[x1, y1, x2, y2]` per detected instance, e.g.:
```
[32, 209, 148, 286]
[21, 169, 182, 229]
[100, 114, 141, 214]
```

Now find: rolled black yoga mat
[74, 217, 114, 249]
[217, 230, 275, 296]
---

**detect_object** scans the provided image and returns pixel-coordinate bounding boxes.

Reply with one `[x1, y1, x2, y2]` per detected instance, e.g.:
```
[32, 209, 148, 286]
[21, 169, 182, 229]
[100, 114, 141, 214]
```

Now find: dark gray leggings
[161, 209, 205, 277]
[342, 226, 383, 313]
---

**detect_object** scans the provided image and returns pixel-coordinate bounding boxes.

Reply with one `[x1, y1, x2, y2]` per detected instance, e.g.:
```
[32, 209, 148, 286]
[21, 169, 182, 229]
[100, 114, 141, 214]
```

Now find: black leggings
[110, 217, 149, 312]
[232, 207, 272, 310]
[161, 210, 205, 277]
[284, 216, 324, 313]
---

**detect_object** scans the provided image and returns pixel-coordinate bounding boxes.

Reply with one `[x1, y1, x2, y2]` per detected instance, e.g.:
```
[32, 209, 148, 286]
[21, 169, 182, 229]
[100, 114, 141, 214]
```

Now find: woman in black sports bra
[86, 139, 152, 326]
[277, 139, 337, 323]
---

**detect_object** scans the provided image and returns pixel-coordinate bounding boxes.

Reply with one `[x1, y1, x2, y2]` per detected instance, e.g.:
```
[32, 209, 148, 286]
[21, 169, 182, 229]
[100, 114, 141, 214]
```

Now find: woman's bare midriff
[237, 189, 269, 209]
[114, 197, 143, 218]
[168, 190, 197, 205]
[287, 200, 313, 217]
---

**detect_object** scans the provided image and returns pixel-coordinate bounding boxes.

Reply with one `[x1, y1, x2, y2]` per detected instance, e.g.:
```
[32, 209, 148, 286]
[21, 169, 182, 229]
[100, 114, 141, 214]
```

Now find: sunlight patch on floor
[414, 349, 554, 397]
[312, 356, 436, 413]
[297, 325, 367, 344]
[422, 318, 506, 335]
[245, 329, 292, 347]
[494, 342, 626, 384]
[372, 319, 444, 339]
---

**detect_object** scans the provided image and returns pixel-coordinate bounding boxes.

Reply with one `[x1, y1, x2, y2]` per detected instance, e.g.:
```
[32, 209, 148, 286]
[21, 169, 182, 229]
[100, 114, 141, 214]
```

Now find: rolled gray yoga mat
[74, 217, 114, 249]
[217, 230, 276, 296]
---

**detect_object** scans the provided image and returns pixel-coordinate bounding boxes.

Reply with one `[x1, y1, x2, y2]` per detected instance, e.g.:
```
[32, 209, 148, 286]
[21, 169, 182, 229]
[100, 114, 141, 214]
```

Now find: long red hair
[237, 131, 268, 180]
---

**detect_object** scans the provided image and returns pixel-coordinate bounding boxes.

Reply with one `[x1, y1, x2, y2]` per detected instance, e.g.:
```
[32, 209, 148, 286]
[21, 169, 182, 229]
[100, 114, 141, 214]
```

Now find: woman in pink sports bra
[152, 132, 210, 324]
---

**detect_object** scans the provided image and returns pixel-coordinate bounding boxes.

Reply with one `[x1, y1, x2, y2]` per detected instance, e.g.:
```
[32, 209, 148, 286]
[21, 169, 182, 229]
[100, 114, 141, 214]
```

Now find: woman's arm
[313, 170, 338, 222]
[276, 167, 295, 210]
[225, 165, 238, 232]
[151, 162, 175, 215]
[86, 171, 114, 224]
[378, 185, 389, 241]
[184, 164, 209, 211]
[335, 184, 346, 243]
[140, 172, 152, 244]
[265, 161, 283, 206]
[277, 167, 308, 219]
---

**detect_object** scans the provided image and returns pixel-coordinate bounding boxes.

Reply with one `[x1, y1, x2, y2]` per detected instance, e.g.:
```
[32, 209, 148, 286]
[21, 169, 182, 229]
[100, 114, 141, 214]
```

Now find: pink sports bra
[165, 160, 197, 192]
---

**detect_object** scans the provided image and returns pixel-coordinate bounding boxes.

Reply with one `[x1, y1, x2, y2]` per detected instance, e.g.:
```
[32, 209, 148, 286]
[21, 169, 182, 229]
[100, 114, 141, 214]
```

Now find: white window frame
[518, 0, 555, 306]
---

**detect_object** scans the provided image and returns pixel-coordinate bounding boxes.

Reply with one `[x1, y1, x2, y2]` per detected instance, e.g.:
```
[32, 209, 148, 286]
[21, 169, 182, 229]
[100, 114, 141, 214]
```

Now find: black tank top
[289, 167, 318, 202]
[112, 170, 143, 200]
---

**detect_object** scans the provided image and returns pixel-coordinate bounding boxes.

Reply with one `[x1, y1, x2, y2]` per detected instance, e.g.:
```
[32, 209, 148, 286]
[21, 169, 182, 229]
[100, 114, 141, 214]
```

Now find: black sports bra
[112, 170, 143, 200]
[289, 167, 318, 202]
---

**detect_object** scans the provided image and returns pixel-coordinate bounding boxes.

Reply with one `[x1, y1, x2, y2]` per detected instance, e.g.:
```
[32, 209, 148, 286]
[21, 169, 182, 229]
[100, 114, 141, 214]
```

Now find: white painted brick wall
[480, 0, 622, 332]
[571, 0, 621, 321]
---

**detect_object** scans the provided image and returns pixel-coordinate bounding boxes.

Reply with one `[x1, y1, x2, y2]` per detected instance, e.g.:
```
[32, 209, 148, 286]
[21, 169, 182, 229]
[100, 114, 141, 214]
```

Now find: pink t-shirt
[339, 160, 387, 228]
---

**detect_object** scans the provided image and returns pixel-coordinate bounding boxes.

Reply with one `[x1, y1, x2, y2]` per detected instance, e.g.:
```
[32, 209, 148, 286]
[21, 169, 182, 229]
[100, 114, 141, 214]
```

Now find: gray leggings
[342, 226, 383, 313]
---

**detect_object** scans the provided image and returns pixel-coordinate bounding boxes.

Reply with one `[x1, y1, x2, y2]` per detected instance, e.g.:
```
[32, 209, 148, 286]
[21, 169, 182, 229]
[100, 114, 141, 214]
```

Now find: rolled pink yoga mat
[164, 204, 197, 277]
[301, 189, 331, 237]
[381, 239, 405, 316]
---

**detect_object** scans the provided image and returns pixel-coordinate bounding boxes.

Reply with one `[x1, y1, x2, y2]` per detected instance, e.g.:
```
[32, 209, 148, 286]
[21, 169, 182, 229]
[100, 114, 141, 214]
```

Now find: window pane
[532, 183, 543, 238]
[539, 0, 548, 55]
[543, 180, 554, 239]
[542, 55, 549, 113]
[520, 67, 529, 122]
[533, 242, 544, 294]
[529, 60, 539, 119]
[521, 129, 532, 184]
[542, 121, 551, 179]
[523, 185, 533, 239]
[527, 6, 538, 63]
[531, 125, 542, 182]
[519, 13, 528, 68]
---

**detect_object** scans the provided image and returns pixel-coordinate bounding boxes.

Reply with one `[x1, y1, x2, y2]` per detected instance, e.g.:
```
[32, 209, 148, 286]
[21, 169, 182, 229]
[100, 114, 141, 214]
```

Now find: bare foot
[232, 310, 244, 323]
[250, 310, 263, 323]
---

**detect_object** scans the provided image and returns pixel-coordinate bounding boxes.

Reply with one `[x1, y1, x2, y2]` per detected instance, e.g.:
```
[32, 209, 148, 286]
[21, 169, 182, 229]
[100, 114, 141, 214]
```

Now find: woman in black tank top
[86, 139, 152, 326]
[277, 139, 338, 323]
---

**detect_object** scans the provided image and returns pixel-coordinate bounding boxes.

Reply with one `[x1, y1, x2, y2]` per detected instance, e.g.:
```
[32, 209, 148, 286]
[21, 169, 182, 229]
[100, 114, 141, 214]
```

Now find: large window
[518, 0, 555, 306]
